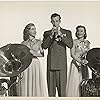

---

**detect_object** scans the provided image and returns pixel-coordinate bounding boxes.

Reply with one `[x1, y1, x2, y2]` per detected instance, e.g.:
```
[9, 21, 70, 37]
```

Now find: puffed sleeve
[85, 40, 91, 52]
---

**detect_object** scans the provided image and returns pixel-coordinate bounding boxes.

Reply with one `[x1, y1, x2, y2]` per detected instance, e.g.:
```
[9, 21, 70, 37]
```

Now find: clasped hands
[50, 27, 64, 41]
[81, 59, 88, 66]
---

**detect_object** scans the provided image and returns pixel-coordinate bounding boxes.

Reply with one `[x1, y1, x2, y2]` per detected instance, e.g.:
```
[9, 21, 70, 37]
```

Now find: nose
[35, 30, 36, 33]
[34, 31, 36, 35]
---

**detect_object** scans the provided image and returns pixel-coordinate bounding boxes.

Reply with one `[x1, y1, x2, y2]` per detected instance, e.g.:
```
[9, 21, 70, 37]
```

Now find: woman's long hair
[23, 23, 35, 41]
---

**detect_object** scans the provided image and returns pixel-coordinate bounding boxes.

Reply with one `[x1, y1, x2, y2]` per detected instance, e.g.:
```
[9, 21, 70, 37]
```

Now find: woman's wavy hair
[23, 23, 35, 41]
[75, 25, 87, 39]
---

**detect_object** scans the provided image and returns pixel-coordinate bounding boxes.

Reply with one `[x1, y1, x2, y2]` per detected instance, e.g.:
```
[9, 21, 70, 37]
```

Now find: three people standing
[17, 13, 90, 97]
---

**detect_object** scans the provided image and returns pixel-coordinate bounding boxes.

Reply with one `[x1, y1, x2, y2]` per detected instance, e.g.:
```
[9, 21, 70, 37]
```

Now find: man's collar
[51, 26, 61, 30]
[58, 27, 61, 31]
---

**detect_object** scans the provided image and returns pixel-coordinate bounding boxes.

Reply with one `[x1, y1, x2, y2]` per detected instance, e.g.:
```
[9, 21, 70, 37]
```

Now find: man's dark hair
[51, 13, 61, 20]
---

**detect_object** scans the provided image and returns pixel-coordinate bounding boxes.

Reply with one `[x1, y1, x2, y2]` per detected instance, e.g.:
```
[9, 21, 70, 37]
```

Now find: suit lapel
[60, 28, 64, 34]
[60, 28, 66, 35]
[47, 30, 52, 36]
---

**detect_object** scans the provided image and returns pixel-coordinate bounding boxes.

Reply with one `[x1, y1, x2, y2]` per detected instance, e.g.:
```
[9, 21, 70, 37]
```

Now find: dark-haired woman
[66, 25, 90, 96]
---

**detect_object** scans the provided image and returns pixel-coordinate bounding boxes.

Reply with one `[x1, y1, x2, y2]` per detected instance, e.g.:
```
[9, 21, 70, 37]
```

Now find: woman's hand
[81, 59, 88, 66]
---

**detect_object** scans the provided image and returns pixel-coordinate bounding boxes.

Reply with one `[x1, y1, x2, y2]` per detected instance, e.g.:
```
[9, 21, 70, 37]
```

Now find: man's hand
[55, 30, 63, 41]
[50, 27, 58, 39]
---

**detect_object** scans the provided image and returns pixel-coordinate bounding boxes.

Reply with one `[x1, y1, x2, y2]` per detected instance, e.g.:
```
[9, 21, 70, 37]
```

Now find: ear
[59, 19, 61, 23]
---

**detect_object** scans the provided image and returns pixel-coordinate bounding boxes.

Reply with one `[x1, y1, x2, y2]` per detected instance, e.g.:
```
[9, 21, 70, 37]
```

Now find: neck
[53, 25, 60, 28]
[78, 37, 84, 42]
[29, 35, 35, 40]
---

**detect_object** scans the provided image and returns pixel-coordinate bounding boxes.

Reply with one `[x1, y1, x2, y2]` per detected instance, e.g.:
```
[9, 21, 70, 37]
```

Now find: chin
[78, 36, 84, 38]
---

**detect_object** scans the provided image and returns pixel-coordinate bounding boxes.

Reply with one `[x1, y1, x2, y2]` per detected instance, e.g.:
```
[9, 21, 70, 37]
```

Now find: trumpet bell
[0, 44, 33, 77]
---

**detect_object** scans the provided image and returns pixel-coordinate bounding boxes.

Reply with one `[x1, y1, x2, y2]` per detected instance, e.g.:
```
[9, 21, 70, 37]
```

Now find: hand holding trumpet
[51, 27, 63, 41]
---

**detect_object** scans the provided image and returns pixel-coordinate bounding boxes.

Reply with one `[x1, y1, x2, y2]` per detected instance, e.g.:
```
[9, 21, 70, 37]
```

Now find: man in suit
[42, 13, 73, 97]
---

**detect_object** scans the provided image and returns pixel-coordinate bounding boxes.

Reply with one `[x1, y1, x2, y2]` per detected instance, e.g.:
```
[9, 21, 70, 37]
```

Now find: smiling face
[28, 25, 36, 37]
[77, 27, 85, 39]
[51, 16, 61, 28]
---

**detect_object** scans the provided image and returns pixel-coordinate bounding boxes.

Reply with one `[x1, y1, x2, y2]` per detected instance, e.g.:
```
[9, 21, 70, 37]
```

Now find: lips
[78, 33, 84, 37]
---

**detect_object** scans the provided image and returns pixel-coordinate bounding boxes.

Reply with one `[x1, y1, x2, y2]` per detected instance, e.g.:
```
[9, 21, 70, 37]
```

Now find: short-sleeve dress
[66, 39, 90, 97]
[17, 39, 48, 97]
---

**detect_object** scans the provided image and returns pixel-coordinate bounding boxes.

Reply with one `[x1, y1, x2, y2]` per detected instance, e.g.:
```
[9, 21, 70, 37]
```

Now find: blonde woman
[18, 23, 48, 97]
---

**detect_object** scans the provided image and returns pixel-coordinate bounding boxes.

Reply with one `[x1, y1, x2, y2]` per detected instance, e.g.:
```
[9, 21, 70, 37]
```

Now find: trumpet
[0, 44, 33, 77]
[52, 27, 62, 41]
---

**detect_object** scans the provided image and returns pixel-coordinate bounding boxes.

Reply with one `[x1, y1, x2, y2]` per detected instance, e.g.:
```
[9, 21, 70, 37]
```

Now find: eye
[31, 28, 34, 30]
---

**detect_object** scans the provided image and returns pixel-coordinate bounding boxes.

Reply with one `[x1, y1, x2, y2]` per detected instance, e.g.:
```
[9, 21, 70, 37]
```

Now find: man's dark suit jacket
[42, 28, 73, 70]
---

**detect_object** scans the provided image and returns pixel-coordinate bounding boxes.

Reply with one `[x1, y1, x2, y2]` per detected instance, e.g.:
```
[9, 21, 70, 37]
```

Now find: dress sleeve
[38, 40, 44, 56]
[85, 40, 91, 52]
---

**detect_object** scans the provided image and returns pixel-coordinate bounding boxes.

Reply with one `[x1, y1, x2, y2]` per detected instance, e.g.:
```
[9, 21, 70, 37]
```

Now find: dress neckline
[78, 39, 85, 43]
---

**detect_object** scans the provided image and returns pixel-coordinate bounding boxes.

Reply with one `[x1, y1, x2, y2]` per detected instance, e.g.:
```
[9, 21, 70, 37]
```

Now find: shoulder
[84, 40, 91, 46]
[35, 39, 42, 45]
[21, 40, 29, 45]
[73, 39, 78, 44]
[21, 41, 25, 44]
[85, 40, 91, 44]
[72, 39, 81, 47]
[61, 28, 72, 34]
[44, 30, 52, 35]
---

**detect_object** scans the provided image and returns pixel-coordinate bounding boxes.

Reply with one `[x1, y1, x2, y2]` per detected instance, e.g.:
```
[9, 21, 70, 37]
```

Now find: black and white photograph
[0, 1, 100, 99]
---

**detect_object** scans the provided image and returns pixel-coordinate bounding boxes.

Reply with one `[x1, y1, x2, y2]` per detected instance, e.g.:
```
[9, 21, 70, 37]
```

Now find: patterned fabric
[17, 39, 48, 97]
[80, 78, 100, 96]
[66, 39, 90, 97]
